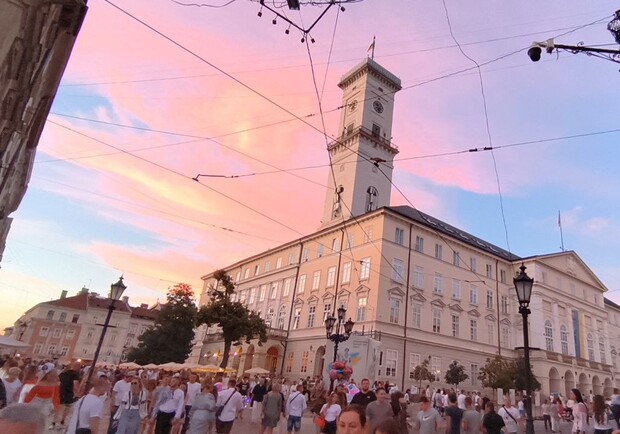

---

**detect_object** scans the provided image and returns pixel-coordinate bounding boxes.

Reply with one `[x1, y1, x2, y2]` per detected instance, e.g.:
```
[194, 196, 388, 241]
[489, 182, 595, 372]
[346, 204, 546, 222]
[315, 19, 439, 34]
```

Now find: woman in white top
[570, 389, 588, 434]
[592, 394, 612, 434]
[320, 393, 342, 434]
[2, 367, 22, 405]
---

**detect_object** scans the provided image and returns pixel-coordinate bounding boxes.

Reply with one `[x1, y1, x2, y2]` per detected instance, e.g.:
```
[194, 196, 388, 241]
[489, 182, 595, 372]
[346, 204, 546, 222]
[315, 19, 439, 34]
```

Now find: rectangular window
[389, 298, 400, 323]
[409, 353, 421, 379]
[331, 238, 340, 253]
[39, 327, 49, 337]
[346, 234, 354, 249]
[501, 296, 509, 314]
[469, 286, 478, 305]
[53, 328, 62, 338]
[386, 350, 398, 377]
[488, 323, 495, 345]
[453, 251, 460, 266]
[276, 257, 282, 269]
[452, 279, 461, 300]
[470, 319, 477, 341]
[288, 253, 296, 265]
[312, 271, 321, 290]
[259, 285, 266, 302]
[470, 257, 477, 272]
[486, 291, 494, 310]
[432, 309, 441, 333]
[66, 329, 75, 340]
[286, 353, 294, 373]
[502, 326, 510, 348]
[34, 343, 43, 354]
[357, 297, 367, 322]
[433, 273, 443, 295]
[415, 236, 424, 253]
[46, 310, 54, 320]
[470, 364, 479, 386]
[414, 266, 424, 289]
[297, 275, 306, 294]
[249, 287, 256, 304]
[486, 264, 493, 279]
[317, 244, 324, 258]
[411, 303, 421, 328]
[500, 269, 507, 283]
[327, 267, 336, 287]
[307, 306, 316, 328]
[270, 283, 278, 299]
[47, 344, 57, 355]
[431, 356, 441, 374]
[293, 308, 301, 329]
[59, 312, 67, 322]
[302, 248, 309, 262]
[283, 278, 291, 297]
[342, 262, 352, 284]
[323, 303, 332, 322]
[363, 226, 373, 243]
[244, 268, 250, 279]
[72, 314, 80, 323]
[561, 328, 569, 355]
[395, 228, 405, 245]
[435, 243, 443, 260]
[235, 271, 241, 282]
[254, 264, 260, 276]
[360, 258, 371, 280]
[264, 262, 271, 272]
[392, 258, 404, 282]
[301, 351, 309, 373]
[451, 314, 460, 337]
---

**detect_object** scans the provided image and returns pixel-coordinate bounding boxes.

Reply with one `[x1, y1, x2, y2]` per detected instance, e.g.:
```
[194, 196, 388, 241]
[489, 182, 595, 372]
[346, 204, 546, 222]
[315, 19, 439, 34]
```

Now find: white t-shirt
[66, 394, 104, 434]
[320, 403, 342, 422]
[2, 378, 22, 405]
[186, 382, 201, 406]
[113, 380, 131, 406]
[498, 406, 520, 433]
[457, 393, 466, 409]
[217, 389, 243, 422]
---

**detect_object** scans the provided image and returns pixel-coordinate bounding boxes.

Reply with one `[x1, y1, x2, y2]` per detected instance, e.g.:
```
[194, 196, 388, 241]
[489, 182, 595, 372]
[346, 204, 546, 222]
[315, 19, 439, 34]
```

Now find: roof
[88, 295, 132, 313]
[130, 306, 160, 320]
[40, 291, 156, 317]
[605, 298, 620, 311]
[46, 292, 89, 310]
[338, 57, 402, 91]
[387, 206, 521, 261]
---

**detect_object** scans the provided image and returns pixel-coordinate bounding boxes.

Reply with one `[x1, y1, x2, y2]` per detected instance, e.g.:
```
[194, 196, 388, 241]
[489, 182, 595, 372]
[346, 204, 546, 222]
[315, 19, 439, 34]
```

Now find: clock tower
[321, 57, 402, 226]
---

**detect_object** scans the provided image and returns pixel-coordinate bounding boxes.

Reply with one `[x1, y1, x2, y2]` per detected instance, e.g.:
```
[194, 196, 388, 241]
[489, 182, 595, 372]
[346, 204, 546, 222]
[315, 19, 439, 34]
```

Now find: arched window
[599, 337, 607, 364]
[560, 325, 569, 355]
[587, 333, 595, 360]
[544, 320, 554, 352]
[366, 186, 378, 211]
[277, 305, 287, 329]
[265, 308, 274, 328]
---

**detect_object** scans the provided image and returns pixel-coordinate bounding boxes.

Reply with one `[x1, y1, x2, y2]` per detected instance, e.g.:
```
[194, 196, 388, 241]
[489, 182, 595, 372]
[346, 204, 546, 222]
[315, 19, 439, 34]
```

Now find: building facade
[194, 58, 619, 398]
[0, 0, 87, 264]
[6, 288, 158, 365]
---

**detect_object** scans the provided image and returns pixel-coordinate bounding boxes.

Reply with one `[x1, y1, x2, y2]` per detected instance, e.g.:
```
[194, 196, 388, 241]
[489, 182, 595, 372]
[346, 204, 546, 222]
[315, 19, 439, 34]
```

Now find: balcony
[329, 125, 398, 153]
[203, 327, 288, 343]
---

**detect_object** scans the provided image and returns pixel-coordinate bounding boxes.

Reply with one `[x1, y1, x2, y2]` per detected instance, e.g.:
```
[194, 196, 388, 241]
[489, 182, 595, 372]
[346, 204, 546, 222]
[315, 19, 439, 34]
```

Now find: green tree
[514, 356, 541, 392]
[444, 360, 469, 389]
[413, 356, 436, 388]
[478, 355, 516, 393]
[196, 270, 267, 369]
[127, 283, 197, 365]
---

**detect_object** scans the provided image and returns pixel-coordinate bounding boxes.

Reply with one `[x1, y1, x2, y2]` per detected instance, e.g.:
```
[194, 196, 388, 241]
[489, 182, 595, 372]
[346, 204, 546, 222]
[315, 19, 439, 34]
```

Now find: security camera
[528, 45, 542, 62]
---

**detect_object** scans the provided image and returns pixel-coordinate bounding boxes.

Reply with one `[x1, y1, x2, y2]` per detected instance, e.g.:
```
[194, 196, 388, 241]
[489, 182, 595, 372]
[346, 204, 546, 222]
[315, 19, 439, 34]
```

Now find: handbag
[216, 391, 235, 419]
[314, 415, 326, 430]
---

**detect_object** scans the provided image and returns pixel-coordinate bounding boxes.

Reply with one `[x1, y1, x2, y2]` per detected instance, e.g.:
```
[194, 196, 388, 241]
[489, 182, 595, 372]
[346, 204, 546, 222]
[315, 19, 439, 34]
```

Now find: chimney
[81, 287, 89, 294]
[140, 303, 148, 309]
[122, 296, 129, 304]
[60, 290, 67, 299]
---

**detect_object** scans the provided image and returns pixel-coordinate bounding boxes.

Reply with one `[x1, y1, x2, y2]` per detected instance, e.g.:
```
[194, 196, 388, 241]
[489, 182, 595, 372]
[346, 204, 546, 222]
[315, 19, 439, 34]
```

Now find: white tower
[321, 58, 401, 226]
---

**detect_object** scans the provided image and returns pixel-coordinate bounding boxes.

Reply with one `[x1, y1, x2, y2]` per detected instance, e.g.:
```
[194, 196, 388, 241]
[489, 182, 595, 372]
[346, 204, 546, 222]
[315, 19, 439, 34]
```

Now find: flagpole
[558, 210, 565, 251]
[371, 35, 376, 59]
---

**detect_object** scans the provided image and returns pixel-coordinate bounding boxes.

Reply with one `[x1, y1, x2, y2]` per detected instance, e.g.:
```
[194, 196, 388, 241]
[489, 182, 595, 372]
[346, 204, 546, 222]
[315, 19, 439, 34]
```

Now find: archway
[243, 345, 255, 373]
[578, 373, 589, 393]
[264, 346, 279, 373]
[604, 378, 613, 397]
[592, 375, 602, 395]
[549, 368, 562, 395]
[564, 370, 575, 397]
[313, 346, 326, 377]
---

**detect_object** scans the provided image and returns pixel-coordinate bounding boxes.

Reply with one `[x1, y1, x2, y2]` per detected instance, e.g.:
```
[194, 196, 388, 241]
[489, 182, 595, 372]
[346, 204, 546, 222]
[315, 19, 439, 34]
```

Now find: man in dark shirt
[444, 392, 464, 434]
[351, 378, 377, 409]
[483, 401, 505, 434]
[57, 362, 81, 429]
[237, 377, 250, 402]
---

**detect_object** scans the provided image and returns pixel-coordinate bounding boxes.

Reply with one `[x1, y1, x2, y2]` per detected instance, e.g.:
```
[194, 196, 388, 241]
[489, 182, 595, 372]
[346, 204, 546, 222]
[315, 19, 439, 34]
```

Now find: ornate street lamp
[608, 10, 620, 44]
[325, 305, 354, 392]
[514, 264, 534, 434]
[84, 277, 127, 389]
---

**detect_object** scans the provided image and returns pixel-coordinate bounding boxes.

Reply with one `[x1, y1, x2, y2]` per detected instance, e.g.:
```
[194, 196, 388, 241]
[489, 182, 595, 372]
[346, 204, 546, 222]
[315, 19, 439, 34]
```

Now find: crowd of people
[4, 355, 620, 434]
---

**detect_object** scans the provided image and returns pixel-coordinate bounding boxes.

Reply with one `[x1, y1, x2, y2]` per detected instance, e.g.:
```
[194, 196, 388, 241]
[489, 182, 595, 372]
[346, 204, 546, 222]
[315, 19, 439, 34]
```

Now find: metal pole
[521, 306, 535, 434]
[329, 330, 340, 393]
[84, 301, 116, 390]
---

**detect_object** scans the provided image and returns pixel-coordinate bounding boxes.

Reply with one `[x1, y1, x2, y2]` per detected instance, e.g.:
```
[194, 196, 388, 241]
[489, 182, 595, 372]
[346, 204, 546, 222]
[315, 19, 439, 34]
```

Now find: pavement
[43, 405, 586, 434]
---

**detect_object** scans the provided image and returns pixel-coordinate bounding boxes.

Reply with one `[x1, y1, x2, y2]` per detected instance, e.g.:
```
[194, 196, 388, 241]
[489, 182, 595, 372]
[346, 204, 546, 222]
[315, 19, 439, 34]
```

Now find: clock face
[373, 100, 384, 114]
[349, 99, 358, 112]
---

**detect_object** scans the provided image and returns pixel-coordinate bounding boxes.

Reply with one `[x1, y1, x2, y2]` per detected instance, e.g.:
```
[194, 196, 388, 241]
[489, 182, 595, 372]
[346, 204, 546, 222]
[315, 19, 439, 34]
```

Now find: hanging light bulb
[272, 17, 277, 25]
[257, 6, 263, 17]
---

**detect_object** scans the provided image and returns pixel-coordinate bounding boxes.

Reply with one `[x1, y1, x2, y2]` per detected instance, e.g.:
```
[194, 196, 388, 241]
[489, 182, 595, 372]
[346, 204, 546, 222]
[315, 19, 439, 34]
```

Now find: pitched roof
[46, 292, 89, 311]
[130, 306, 160, 320]
[88, 295, 132, 312]
[387, 206, 520, 261]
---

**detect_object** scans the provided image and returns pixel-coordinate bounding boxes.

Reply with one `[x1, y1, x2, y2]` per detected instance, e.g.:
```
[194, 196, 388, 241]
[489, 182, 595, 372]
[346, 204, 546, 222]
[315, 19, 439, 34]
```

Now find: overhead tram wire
[441, 0, 512, 254]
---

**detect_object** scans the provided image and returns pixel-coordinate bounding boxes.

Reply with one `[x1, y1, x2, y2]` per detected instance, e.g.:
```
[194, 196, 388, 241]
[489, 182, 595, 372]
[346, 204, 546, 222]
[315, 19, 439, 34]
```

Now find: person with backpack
[497, 397, 520, 434]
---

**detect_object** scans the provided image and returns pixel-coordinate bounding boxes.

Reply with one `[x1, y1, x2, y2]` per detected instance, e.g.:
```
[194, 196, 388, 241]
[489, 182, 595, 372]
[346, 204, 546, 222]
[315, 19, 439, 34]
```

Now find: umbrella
[142, 363, 158, 369]
[158, 362, 184, 371]
[119, 362, 141, 369]
[244, 367, 270, 375]
[196, 364, 223, 372]
[0, 335, 30, 348]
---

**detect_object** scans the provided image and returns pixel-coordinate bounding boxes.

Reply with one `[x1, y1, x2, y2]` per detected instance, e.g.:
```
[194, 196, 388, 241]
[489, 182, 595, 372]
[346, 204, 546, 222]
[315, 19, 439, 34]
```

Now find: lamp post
[325, 305, 354, 392]
[84, 277, 127, 389]
[514, 264, 535, 434]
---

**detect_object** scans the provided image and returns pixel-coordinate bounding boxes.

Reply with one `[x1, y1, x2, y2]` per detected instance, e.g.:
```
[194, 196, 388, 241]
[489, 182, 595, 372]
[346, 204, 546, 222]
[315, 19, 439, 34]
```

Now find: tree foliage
[478, 355, 541, 393]
[444, 360, 469, 388]
[127, 283, 197, 365]
[412, 356, 436, 388]
[196, 270, 267, 369]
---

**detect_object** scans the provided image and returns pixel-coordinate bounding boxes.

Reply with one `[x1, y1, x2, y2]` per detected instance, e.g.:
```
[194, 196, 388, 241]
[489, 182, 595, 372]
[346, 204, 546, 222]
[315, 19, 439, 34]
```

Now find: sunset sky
[2, 0, 620, 331]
